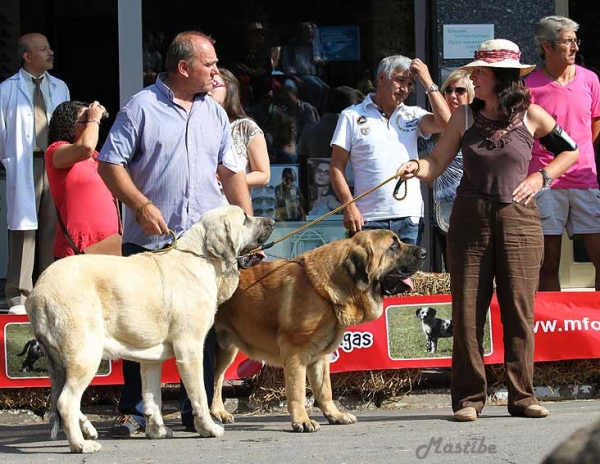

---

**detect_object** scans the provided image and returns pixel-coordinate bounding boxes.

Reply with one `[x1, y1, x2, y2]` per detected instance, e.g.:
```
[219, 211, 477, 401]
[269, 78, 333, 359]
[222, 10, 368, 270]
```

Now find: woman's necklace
[543, 66, 574, 86]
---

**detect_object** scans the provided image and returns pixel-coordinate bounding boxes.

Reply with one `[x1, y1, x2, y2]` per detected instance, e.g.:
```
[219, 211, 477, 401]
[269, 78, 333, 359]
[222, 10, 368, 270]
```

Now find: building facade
[0, 0, 596, 290]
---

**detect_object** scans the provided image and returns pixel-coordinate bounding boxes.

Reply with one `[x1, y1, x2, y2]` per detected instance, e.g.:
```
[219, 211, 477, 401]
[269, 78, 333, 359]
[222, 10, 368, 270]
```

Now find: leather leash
[240, 172, 409, 258]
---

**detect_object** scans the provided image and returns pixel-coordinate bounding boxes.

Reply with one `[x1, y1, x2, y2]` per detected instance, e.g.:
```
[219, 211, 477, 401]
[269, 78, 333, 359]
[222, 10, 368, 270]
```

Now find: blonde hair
[441, 69, 475, 103]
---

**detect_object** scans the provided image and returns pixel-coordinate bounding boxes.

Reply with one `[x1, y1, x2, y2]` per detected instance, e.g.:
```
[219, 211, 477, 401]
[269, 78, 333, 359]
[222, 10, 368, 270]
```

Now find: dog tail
[17, 339, 34, 356]
[46, 353, 66, 440]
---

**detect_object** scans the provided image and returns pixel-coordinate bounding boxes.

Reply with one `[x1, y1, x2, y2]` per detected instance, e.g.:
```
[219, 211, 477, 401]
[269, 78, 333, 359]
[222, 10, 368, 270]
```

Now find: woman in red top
[46, 100, 119, 258]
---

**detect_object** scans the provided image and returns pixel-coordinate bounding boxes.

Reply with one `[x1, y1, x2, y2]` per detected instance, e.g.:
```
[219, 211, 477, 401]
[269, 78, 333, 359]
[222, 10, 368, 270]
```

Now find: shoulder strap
[54, 197, 122, 256]
[54, 204, 82, 255]
[464, 105, 473, 132]
[114, 198, 123, 234]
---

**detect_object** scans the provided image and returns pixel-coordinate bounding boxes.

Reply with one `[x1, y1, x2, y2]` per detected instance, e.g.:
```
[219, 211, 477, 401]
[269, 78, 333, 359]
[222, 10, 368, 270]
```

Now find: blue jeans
[117, 242, 216, 428]
[361, 217, 423, 245]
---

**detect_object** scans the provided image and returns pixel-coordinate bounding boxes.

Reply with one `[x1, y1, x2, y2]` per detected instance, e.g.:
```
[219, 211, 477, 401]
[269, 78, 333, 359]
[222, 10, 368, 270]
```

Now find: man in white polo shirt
[330, 55, 450, 244]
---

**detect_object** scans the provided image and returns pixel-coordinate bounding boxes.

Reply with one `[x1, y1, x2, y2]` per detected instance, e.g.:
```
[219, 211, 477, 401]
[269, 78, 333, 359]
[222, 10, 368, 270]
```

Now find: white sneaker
[8, 304, 27, 315]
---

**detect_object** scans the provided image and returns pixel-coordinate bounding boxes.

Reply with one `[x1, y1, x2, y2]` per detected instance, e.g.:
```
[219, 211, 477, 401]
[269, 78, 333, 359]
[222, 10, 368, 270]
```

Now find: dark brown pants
[447, 196, 543, 415]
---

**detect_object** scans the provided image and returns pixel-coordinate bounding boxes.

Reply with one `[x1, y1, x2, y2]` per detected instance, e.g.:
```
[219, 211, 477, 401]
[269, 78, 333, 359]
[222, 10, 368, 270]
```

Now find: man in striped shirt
[98, 31, 251, 438]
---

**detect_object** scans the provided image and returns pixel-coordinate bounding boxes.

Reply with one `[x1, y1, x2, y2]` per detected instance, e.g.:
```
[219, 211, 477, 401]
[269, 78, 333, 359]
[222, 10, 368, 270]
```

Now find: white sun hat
[460, 39, 536, 76]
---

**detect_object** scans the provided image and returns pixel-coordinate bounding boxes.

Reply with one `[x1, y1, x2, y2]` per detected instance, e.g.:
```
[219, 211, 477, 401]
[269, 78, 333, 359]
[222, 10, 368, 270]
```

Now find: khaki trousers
[5, 157, 56, 306]
[447, 195, 543, 415]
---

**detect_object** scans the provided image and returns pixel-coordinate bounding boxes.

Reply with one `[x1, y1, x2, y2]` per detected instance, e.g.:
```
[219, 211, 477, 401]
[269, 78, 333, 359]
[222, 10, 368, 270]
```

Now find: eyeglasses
[212, 80, 228, 89]
[443, 86, 468, 96]
[552, 38, 581, 47]
[315, 169, 330, 175]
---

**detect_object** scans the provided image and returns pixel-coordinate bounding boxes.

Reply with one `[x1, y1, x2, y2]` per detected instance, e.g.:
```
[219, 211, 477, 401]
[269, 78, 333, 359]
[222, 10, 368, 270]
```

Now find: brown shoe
[454, 407, 478, 422]
[524, 405, 550, 418]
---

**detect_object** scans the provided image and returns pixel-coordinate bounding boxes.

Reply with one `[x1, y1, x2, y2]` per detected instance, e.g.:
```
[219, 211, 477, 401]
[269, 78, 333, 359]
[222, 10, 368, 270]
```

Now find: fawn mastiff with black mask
[212, 229, 426, 432]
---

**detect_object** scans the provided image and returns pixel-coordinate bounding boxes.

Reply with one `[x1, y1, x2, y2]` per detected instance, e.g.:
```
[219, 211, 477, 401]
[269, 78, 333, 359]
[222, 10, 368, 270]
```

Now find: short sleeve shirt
[98, 73, 240, 249]
[330, 93, 429, 220]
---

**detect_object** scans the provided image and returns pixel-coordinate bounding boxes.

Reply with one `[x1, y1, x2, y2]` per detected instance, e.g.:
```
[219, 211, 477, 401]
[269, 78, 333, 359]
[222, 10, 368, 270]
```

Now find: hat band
[474, 49, 521, 63]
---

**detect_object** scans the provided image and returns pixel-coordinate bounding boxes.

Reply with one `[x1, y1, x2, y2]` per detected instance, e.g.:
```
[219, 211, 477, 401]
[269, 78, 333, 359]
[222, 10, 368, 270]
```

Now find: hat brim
[459, 60, 536, 77]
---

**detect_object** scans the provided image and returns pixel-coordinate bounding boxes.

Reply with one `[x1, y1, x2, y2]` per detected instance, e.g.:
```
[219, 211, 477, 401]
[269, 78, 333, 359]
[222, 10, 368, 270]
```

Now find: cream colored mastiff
[26, 205, 274, 453]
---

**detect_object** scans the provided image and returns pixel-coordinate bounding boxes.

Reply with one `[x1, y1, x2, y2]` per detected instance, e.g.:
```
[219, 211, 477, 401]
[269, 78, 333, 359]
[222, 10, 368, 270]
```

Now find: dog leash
[240, 172, 409, 258]
[150, 230, 178, 254]
[155, 174, 408, 258]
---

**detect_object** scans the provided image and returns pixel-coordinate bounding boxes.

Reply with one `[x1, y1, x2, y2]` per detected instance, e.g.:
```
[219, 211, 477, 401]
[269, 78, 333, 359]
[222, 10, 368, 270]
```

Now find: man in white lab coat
[0, 33, 70, 313]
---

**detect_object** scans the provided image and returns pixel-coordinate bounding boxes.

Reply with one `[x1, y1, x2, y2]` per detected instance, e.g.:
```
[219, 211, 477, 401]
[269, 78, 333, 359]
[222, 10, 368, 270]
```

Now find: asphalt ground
[1, 397, 599, 464]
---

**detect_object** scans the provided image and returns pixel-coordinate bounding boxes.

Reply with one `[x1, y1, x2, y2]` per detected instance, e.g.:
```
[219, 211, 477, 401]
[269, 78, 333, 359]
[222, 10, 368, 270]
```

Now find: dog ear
[430, 308, 437, 317]
[204, 219, 238, 263]
[344, 248, 370, 291]
[415, 308, 420, 317]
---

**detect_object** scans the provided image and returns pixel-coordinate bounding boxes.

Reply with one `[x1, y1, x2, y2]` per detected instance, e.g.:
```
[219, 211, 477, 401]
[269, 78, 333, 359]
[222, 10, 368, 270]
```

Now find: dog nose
[416, 247, 427, 260]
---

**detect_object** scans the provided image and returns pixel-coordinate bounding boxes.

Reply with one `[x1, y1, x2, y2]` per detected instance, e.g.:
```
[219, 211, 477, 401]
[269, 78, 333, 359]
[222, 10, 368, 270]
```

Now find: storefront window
[141, 0, 415, 257]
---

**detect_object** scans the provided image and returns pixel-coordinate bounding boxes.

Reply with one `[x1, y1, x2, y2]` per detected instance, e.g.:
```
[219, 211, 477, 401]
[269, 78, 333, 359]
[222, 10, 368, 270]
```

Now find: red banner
[2, 292, 600, 388]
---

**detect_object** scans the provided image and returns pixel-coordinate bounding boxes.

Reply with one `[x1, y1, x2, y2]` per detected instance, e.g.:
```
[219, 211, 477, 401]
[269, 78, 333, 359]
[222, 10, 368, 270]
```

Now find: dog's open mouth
[237, 252, 264, 269]
[380, 274, 414, 295]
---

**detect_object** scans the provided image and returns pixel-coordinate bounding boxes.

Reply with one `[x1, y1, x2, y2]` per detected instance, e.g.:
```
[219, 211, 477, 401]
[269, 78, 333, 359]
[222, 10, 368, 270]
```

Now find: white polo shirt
[331, 93, 429, 221]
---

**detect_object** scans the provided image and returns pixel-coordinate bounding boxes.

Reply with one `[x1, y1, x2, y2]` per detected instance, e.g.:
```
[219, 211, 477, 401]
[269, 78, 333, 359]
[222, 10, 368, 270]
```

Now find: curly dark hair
[470, 68, 531, 125]
[48, 100, 89, 144]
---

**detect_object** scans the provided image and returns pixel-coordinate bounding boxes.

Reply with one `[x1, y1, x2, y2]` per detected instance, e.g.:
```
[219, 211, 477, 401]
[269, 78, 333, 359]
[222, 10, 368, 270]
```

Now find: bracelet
[87, 119, 101, 125]
[409, 159, 421, 177]
[135, 200, 153, 223]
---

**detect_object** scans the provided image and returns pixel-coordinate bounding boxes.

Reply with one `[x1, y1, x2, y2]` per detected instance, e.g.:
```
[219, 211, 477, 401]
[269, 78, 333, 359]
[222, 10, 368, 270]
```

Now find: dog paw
[195, 419, 225, 438]
[212, 410, 235, 424]
[326, 412, 357, 425]
[70, 439, 102, 453]
[81, 421, 98, 440]
[291, 419, 321, 433]
[145, 424, 173, 439]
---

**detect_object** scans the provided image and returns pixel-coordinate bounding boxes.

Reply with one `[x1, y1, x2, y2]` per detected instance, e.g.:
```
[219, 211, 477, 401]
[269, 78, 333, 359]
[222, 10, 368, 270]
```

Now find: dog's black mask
[380, 275, 412, 296]
[237, 253, 264, 269]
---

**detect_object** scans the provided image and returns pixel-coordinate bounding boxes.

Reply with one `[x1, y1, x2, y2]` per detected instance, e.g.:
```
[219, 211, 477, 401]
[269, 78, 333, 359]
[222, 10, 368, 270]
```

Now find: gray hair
[534, 16, 579, 59]
[376, 55, 412, 79]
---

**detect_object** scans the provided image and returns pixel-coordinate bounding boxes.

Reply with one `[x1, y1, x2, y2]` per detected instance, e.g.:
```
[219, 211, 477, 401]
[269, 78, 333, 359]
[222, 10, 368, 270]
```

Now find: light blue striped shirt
[98, 73, 240, 249]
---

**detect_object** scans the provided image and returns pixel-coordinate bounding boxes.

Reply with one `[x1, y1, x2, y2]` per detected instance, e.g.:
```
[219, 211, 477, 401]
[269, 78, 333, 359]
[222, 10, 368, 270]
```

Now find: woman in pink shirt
[46, 100, 119, 258]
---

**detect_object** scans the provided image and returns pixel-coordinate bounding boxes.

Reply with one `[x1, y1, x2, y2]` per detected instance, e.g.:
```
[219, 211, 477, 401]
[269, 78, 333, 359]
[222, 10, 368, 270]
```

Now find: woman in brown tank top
[399, 39, 578, 422]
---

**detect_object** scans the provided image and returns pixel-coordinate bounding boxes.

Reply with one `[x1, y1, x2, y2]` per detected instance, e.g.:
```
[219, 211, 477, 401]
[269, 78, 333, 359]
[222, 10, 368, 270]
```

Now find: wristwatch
[425, 83, 439, 95]
[539, 169, 552, 188]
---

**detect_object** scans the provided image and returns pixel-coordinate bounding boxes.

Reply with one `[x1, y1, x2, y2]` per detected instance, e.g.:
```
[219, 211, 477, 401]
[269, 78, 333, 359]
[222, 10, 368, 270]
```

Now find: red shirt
[46, 141, 119, 258]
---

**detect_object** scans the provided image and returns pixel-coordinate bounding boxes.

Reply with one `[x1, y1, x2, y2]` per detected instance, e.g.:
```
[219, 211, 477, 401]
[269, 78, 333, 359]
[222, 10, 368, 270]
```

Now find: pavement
[1, 394, 600, 463]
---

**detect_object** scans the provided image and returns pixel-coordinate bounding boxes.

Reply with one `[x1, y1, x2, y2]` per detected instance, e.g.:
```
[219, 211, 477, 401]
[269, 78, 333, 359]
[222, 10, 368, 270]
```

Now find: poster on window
[260, 164, 305, 222]
[318, 26, 361, 61]
[306, 158, 342, 220]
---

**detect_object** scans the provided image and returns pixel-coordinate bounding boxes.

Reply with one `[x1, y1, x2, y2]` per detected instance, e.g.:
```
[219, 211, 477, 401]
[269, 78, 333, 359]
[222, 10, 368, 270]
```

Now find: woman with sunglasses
[210, 68, 270, 188]
[432, 69, 475, 270]
[307, 159, 340, 216]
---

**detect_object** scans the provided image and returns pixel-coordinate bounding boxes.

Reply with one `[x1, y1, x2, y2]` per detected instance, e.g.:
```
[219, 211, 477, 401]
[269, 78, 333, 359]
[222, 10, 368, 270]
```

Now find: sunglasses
[212, 80, 228, 89]
[443, 86, 468, 96]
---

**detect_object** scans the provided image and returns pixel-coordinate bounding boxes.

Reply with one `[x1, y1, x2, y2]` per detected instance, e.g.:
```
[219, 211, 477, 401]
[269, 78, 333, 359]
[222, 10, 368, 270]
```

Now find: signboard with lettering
[443, 24, 494, 59]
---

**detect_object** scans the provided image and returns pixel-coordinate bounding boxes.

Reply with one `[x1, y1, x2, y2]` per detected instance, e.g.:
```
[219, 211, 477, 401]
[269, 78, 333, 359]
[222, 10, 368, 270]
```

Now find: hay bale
[0, 385, 122, 412]
[408, 271, 451, 296]
[247, 365, 422, 410]
[487, 359, 600, 390]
